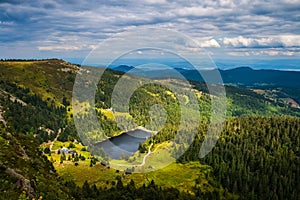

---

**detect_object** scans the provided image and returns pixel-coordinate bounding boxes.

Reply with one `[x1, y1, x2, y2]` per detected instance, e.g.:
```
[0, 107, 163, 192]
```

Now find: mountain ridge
[0, 59, 299, 199]
[102, 63, 300, 88]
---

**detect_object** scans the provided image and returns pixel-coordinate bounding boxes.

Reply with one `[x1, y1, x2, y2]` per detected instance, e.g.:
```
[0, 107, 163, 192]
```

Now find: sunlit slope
[0, 59, 78, 104]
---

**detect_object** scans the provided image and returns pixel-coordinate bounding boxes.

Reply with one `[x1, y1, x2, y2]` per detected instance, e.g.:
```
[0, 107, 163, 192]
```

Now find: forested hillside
[180, 116, 300, 199]
[0, 60, 299, 199]
[0, 123, 73, 199]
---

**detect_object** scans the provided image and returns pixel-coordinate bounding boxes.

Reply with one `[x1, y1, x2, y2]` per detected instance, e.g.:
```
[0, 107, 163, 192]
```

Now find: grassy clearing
[0, 60, 76, 104]
[146, 162, 208, 192]
[98, 108, 115, 120]
[141, 142, 176, 172]
[44, 141, 91, 164]
[41, 132, 237, 198]
[51, 140, 67, 150]
[109, 141, 174, 172]
[44, 140, 217, 194]
[55, 162, 116, 187]
[54, 157, 212, 193]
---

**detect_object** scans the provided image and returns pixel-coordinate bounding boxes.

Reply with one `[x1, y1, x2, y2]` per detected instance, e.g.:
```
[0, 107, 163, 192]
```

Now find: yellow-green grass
[0, 60, 76, 104]
[52, 141, 67, 150]
[146, 91, 159, 97]
[43, 141, 238, 199]
[51, 141, 88, 152]
[146, 162, 208, 193]
[165, 90, 176, 99]
[110, 148, 145, 165]
[66, 105, 73, 121]
[55, 162, 116, 187]
[43, 141, 235, 196]
[46, 141, 213, 193]
[113, 111, 132, 118]
[97, 108, 115, 120]
[53, 156, 212, 193]
[72, 101, 91, 115]
[118, 142, 175, 173]
[139, 142, 176, 172]
[194, 89, 202, 98]
[109, 141, 172, 172]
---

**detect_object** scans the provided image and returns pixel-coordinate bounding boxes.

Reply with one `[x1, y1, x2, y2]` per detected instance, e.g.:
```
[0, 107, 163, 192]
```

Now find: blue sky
[0, 0, 299, 69]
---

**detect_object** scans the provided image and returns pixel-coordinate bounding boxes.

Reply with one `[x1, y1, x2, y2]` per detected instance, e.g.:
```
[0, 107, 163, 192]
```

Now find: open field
[42, 140, 226, 195]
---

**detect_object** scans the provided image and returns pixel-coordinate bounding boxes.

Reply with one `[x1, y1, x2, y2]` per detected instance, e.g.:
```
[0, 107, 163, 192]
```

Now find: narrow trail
[117, 143, 164, 168]
[49, 128, 61, 151]
[138, 143, 153, 167]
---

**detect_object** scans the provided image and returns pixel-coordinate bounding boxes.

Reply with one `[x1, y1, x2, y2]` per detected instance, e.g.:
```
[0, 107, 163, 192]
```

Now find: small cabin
[60, 147, 69, 153]
[59, 147, 76, 154]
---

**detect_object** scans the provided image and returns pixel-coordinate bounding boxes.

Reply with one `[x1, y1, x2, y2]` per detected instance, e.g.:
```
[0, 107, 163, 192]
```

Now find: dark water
[94, 128, 152, 159]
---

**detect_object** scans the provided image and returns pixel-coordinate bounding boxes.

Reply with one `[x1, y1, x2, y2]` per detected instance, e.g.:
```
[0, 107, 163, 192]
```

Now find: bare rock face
[0, 162, 36, 198]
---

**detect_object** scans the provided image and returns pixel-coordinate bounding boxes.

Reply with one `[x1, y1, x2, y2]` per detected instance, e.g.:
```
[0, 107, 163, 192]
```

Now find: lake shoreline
[99, 126, 156, 142]
[93, 127, 155, 159]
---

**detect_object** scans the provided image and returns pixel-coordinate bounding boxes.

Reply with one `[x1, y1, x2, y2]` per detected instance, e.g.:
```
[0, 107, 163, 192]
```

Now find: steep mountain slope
[1, 60, 298, 118]
[180, 116, 300, 200]
[0, 59, 78, 104]
[0, 123, 73, 199]
[0, 59, 299, 199]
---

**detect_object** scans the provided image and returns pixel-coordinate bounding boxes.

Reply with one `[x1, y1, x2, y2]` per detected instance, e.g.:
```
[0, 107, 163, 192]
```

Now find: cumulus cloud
[143, 0, 167, 4]
[200, 39, 221, 48]
[219, 35, 300, 48]
[38, 45, 81, 51]
[228, 49, 300, 57]
[0, 0, 299, 60]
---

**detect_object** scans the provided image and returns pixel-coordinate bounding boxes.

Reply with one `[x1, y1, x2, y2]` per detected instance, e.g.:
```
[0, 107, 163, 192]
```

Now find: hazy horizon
[1, 0, 299, 71]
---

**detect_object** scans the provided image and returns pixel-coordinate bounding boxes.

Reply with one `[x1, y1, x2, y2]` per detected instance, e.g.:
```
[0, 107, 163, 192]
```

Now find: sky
[0, 0, 300, 69]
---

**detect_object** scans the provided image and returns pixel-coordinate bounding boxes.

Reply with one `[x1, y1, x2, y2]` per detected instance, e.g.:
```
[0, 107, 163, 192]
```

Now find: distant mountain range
[1, 59, 299, 200]
[111, 65, 300, 88]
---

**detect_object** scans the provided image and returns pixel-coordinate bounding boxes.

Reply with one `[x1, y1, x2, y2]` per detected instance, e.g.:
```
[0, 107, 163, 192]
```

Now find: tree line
[179, 116, 300, 199]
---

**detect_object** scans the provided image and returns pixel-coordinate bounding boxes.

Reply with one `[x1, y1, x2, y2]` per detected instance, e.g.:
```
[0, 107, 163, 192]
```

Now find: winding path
[137, 143, 153, 167]
[117, 143, 164, 167]
[49, 128, 61, 151]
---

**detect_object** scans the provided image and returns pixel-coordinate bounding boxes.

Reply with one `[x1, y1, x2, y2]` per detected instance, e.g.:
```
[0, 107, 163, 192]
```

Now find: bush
[68, 142, 75, 148]
[79, 155, 85, 161]
[43, 147, 50, 154]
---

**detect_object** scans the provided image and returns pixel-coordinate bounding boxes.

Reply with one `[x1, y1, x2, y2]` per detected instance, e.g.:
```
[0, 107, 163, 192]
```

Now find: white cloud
[226, 49, 300, 57]
[0, 21, 14, 25]
[279, 35, 300, 47]
[220, 35, 300, 48]
[38, 45, 81, 51]
[1, 0, 300, 60]
[259, 50, 300, 56]
[282, 0, 300, 4]
[175, 6, 230, 18]
[143, 0, 167, 4]
[218, 0, 235, 8]
[227, 51, 250, 57]
[200, 39, 221, 48]
[222, 36, 256, 47]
